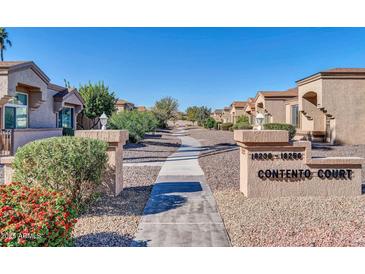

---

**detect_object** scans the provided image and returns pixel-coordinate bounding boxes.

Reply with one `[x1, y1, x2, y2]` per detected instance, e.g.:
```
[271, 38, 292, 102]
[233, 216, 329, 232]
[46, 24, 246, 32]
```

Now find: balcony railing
[0, 129, 13, 156]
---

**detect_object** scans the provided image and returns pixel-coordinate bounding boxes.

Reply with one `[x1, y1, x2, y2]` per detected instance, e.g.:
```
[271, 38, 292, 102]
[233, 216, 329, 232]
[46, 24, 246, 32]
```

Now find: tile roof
[231, 101, 247, 108]
[260, 87, 298, 98]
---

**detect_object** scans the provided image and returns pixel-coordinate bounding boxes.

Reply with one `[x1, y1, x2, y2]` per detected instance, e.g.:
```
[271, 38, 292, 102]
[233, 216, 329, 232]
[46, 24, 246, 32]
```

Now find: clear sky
[5, 27, 365, 111]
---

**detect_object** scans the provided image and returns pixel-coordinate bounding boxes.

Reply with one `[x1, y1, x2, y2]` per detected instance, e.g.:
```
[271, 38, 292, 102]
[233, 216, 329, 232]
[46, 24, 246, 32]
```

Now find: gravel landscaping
[73, 130, 180, 247]
[187, 128, 365, 247]
[123, 130, 181, 164]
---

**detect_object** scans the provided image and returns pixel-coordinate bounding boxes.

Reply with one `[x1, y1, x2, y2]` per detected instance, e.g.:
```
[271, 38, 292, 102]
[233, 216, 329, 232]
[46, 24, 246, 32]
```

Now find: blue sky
[5, 28, 365, 110]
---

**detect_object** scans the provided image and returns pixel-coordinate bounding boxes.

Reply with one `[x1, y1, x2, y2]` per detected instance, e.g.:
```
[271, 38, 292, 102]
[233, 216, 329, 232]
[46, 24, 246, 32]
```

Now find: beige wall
[12, 128, 62, 154]
[322, 78, 365, 144]
[230, 106, 248, 124]
[30, 89, 58, 128]
[298, 76, 365, 144]
[255, 94, 287, 124]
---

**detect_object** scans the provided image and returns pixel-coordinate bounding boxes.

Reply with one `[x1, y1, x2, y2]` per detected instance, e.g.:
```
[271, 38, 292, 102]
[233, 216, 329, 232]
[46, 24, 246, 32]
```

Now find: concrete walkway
[131, 128, 230, 247]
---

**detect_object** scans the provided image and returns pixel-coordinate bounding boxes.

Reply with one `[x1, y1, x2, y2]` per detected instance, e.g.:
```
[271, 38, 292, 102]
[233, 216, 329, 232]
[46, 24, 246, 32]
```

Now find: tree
[152, 96, 179, 128]
[186, 106, 199, 125]
[78, 81, 117, 129]
[0, 28, 12, 61]
[196, 106, 211, 126]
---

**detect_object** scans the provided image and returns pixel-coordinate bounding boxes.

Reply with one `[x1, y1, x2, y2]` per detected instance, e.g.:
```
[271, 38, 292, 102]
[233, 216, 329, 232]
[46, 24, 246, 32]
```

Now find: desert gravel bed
[187, 128, 365, 247]
[123, 130, 181, 163]
[73, 130, 180, 247]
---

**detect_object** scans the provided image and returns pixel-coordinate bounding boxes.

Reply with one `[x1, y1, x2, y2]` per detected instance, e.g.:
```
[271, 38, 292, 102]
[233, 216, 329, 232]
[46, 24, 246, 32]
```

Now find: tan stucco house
[0, 61, 84, 155]
[244, 97, 256, 125]
[296, 68, 365, 144]
[222, 106, 232, 123]
[229, 101, 247, 124]
[116, 99, 135, 112]
[211, 109, 224, 122]
[255, 88, 298, 124]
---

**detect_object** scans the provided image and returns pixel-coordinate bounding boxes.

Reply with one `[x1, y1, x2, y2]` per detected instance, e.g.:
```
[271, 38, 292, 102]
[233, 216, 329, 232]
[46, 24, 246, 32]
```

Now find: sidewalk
[131, 128, 230, 247]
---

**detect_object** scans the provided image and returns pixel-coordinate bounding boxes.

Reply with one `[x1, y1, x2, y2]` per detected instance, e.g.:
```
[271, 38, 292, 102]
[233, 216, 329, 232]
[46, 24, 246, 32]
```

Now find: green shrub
[233, 122, 253, 130]
[0, 182, 77, 247]
[62, 127, 74, 136]
[221, 123, 233, 131]
[236, 115, 249, 124]
[204, 117, 216, 129]
[263, 123, 296, 140]
[13, 137, 108, 209]
[108, 110, 158, 142]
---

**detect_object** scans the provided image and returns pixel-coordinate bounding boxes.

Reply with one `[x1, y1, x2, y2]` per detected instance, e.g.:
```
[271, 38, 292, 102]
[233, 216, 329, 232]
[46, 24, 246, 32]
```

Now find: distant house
[254, 88, 298, 124]
[244, 97, 256, 125]
[0, 61, 84, 155]
[222, 106, 232, 123]
[229, 101, 248, 124]
[211, 109, 224, 122]
[136, 106, 147, 112]
[115, 99, 135, 112]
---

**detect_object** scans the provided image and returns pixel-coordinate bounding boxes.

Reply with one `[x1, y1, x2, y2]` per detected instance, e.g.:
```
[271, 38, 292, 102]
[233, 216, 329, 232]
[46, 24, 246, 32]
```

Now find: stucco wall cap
[234, 130, 289, 144]
[75, 130, 129, 144]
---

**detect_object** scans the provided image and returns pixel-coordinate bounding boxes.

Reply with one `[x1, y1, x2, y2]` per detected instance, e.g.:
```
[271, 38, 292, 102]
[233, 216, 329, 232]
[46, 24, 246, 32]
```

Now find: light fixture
[100, 112, 108, 130]
[255, 113, 265, 130]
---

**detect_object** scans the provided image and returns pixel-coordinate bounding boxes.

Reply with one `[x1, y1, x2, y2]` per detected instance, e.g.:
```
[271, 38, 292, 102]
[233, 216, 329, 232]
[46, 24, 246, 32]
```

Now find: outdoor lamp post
[100, 112, 108, 130]
[255, 113, 265, 130]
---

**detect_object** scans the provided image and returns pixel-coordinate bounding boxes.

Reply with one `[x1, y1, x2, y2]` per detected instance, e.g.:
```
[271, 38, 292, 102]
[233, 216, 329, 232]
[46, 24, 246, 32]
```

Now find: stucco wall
[13, 128, 62, 154]
[322, 78, 365, 144]
[264, 99, 287, 123]
[8, 68, 48, 101]
[29, 89, 58, 128]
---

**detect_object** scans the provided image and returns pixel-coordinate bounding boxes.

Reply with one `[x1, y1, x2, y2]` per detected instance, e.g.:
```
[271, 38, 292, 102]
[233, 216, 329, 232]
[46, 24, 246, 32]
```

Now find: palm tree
[0, 28, 12, 61]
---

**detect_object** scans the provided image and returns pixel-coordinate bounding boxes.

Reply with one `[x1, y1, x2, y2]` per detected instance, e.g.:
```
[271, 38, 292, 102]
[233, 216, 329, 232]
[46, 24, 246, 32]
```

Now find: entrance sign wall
[234, 130, 364, 198]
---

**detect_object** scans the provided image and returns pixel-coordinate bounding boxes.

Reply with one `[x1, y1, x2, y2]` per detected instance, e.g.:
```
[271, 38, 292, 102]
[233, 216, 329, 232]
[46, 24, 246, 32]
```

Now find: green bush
[108, 110, 158, 142]
[13, 137, 108, 209]
[62, 127, 74, 136]
[263, 123, 296, 140]
[236, 115, 249, 124]
[233, 122, 253, 130]
[204, 117, 216, 129]
[221, 122, 233, 131]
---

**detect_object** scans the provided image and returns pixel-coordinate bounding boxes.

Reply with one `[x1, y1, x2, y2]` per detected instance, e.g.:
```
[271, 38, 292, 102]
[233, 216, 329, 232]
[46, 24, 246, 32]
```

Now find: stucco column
[75, 130, 129, 196]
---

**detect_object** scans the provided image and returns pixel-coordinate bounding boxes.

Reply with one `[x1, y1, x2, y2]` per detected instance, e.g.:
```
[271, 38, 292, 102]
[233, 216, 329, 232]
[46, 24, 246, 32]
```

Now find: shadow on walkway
[143, 182, 203, 215]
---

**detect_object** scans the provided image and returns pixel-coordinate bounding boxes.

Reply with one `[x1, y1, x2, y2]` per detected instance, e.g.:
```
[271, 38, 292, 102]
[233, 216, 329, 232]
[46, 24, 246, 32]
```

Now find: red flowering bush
[0, 182, 77, 247]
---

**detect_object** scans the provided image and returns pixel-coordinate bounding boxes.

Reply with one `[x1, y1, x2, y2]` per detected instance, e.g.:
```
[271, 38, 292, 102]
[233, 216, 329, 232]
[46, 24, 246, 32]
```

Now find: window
[291, 104, 299, 128]
[4, 92, 28, 129]
[58, 107, 74, 129]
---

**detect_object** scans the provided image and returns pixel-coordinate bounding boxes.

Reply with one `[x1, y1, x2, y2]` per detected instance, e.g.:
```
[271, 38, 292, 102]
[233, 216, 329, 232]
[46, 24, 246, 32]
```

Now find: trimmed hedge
[108, 110, 158, 143]
[0, 182, 77, 247]
[13, 137, 108, 209]
[233, 122, 253, 130]
[221, 122, 233, 131]
[263, 123, 296, 140]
